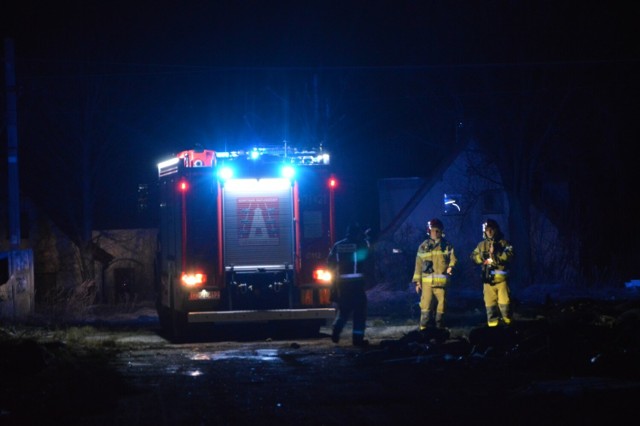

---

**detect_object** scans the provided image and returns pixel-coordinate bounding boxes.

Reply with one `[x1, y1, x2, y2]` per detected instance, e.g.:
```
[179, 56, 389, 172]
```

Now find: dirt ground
[2, 285, 640, 425]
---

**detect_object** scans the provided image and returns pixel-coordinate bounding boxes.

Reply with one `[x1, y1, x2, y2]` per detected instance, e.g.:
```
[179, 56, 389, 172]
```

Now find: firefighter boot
[353, 337, 370, 347]
[331, 322, 343, 343]
[331, 327, 340, 343]
[352, 328, 369, 347]
[499, 304, 512, 325]
[435, 312, 445, 329]
[486, 306, 500, 327]
[419, 310, 431, 331]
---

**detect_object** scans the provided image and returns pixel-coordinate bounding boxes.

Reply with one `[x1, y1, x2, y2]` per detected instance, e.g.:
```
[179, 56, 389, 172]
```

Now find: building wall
[93, 229, 158, 304]
[0, 249, 35, 320]
[441, 147, 575, 286]
[375, 144, 566, 291]
[1, 197, 160, 309]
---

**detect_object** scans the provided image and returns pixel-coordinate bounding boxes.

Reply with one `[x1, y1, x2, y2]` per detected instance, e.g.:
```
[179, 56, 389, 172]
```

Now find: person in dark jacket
[471, 219, 514, 327]
[327, 222, 373, 347]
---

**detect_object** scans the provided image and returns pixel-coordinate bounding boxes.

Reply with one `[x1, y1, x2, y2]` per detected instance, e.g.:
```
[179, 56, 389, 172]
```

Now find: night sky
[2, 1, 639, 273]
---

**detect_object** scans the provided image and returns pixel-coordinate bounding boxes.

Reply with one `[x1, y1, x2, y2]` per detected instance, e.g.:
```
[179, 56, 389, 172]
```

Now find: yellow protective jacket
[412, 238, 457, 287]
[471, 238, 514, 284]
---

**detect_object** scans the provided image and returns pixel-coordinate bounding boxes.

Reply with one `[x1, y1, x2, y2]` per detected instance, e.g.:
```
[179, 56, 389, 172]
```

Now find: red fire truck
[155, 145, 337, 339]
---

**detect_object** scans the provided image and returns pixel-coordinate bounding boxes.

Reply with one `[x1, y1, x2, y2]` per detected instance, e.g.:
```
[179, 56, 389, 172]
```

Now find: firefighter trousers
[332, 279, 367, 343]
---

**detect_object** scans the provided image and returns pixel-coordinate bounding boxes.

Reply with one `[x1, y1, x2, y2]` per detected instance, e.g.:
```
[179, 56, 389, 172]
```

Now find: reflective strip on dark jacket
[328, 238, 371, 282]
[412, 238, 457, 287]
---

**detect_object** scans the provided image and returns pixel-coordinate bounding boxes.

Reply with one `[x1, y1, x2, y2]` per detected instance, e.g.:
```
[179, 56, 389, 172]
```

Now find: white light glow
[223, 178, 291, 191]
[281, 165, 295, 179]
[157, 157, 180, 170]
[313, 268, 333, 283]
[181, 273, 206, 287]
[218, 167, 234, 180]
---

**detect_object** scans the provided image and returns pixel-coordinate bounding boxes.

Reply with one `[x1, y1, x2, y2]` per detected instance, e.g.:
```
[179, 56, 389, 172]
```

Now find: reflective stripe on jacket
[470, 238, 514, 271]
[471, 238, 514, 284]
[328, 237, 372, 283]
[412, 238, 457, 286]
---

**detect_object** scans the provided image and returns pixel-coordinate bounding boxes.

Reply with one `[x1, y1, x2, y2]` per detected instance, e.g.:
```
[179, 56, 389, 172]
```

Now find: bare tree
[466, 61, 634, 288]
[20, 68, 135, 295]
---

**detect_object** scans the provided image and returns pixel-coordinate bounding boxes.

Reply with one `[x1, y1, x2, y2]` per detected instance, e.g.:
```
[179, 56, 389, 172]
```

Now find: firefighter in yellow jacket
[471, 219, 514, 327]
[412, 218, 457, 329]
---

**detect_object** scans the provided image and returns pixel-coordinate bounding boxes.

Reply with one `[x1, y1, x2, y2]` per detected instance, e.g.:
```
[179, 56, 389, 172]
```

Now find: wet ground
[2, 288, 640, 425]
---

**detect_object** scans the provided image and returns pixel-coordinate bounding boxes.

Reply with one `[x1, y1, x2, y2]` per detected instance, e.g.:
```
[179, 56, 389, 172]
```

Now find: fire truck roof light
[218, 167, 234, 181]
[281, 165, 295, 179]
[213, 146, 330, 165]
[157, 157, 180, 170]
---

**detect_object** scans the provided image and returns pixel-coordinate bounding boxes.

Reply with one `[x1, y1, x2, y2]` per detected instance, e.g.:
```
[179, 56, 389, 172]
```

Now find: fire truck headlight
[313, 269, 332, 284]
[181, 273, 207, 288]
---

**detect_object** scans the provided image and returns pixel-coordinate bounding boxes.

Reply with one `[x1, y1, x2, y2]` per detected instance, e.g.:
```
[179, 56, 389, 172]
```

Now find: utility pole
[5, 38, 21, 249]
[2, 38, 33, 321]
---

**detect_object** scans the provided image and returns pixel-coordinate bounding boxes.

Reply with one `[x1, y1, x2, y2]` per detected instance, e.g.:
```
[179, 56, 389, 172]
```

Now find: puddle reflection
[189, 348, 281, 362]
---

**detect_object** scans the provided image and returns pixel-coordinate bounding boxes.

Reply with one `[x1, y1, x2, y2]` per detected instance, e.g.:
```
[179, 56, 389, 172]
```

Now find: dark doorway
[114, 268, 135, 304]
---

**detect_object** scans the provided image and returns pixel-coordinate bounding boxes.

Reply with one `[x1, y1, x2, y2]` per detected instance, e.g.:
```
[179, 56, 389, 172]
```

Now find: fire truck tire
[157, 304, 188, 342]
[169, 311, 189, 342]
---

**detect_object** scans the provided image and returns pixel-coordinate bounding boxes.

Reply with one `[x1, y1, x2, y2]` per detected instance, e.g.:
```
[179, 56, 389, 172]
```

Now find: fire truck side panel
[182, 170, 219, 296]
[157, 168, 221, 315]
[158, 177, 180, 309]
[296, 167, 333, 287]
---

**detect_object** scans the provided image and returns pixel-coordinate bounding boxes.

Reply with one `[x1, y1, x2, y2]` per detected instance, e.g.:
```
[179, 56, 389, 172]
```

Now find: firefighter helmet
[428, 218, 444, 231]
[346, 222, 363, 239]
[483, 219, 499, 231]
[482, 219, 501, 238]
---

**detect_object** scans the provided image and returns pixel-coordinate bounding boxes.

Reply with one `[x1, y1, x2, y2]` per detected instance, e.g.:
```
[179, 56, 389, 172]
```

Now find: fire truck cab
[155, 145, 337, 339]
